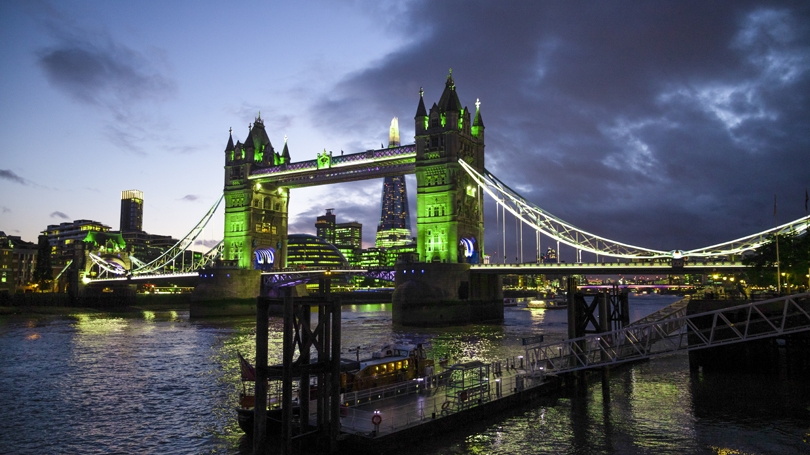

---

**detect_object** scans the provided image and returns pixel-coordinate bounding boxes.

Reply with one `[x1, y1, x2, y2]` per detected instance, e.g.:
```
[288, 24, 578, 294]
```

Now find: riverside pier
[248, 267, 810, 455]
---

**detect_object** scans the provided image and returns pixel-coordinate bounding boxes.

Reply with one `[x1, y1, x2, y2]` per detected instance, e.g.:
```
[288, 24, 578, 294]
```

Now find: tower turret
[415, 87, 428, 134]
[472, 98, 485, 140]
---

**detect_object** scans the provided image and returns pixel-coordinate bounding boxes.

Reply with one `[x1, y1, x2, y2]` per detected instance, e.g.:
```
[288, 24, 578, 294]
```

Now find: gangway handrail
[523, 292, 810, 376]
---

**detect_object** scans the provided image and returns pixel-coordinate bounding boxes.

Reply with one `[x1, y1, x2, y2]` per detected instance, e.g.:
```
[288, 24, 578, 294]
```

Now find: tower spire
[388, 117, 400, 148]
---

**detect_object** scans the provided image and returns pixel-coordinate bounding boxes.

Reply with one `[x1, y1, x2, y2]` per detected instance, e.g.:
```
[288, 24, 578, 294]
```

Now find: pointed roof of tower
[437, 69, 461, 113]
[473, 98, 485, 128]
[415, 87, 427, 117]
[245, 114, 272, 152]
[225, 127, 235, 152]
[281, 135, 291, 161]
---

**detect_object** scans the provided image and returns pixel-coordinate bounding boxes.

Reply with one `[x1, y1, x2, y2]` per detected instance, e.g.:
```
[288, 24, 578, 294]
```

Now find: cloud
[194, 239, 220, 248]
[37, 35, 175, 111]
[0, 169, 28, 185]
[180, 194, 200, 202]
[50, 211, 70, 220]
[34, 15, 176, 155]
[310, 1, 810, 256]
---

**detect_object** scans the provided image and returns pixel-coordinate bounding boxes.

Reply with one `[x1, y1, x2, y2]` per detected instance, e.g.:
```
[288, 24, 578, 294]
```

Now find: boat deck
[305, 361, 550, 439]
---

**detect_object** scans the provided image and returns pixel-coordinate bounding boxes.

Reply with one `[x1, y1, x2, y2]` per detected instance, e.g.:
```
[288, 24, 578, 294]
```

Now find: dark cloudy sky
[1, 1, 808, 262]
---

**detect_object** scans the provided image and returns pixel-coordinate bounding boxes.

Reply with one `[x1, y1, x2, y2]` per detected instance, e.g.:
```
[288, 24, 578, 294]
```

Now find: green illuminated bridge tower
[222, 117, 291, 271]
[414, 72, 485, 263]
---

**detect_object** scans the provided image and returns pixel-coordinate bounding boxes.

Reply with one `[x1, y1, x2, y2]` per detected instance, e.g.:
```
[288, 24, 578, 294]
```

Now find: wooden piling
[253, 297, 270, 455]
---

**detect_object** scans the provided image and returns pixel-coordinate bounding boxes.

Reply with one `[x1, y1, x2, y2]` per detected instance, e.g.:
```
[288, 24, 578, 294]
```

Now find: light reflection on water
[1, 294, 808, 454]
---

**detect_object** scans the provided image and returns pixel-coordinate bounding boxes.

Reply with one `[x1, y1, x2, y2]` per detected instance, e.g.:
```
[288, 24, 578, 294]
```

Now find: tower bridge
[83, 71, 810, 321]
[221, 71, 485, 272]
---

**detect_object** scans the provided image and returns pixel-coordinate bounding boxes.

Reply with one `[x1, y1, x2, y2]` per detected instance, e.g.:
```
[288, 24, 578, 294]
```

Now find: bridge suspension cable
[459, 159, 810, 259]
[131, 195, 224, 275]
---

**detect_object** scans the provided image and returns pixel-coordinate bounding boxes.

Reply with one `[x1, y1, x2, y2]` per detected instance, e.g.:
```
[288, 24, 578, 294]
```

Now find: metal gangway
[523, 292, 810, 375]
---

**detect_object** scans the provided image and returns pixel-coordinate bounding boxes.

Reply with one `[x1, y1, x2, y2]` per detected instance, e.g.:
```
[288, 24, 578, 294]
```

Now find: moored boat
[341, 344, 434, 392]
[236, 344, 434, 434]
[527, 292, 567, 309]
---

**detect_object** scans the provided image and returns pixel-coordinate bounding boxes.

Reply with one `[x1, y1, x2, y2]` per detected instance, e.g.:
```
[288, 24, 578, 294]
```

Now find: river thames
[1, 294, 808, 454]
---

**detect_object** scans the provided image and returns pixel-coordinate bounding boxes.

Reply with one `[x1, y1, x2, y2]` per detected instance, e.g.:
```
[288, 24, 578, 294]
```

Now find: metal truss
[131, 195, 223, 275]
[54, 260, 73, 282]
[129, 255, 147, 269]
[522, 293, 810, 376]
[260, 267, 395, 292]
[460, 159, 810, 259]
[191, 240, 223, 270]
[88, 253, 127, 278]
[678, 216, 810, 258]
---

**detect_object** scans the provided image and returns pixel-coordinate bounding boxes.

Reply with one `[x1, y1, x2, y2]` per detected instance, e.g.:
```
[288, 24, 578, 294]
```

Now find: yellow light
[255, 183, 262, 190]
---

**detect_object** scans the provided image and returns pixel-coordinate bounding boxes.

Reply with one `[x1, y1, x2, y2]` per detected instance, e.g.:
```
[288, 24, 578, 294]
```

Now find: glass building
[286, 234, 349, 269]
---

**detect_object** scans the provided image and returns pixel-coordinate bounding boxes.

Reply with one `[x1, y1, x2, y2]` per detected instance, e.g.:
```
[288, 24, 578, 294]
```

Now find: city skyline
[2, 1, 809, 262]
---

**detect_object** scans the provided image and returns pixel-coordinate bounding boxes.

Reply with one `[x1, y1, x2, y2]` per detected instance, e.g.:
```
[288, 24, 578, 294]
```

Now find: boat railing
[341, 370, 453, 407]
[335, 364, 546, 437]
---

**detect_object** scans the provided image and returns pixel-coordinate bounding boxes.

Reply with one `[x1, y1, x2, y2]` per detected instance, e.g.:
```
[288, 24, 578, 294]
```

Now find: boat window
[396, 361, 402, 370]
[403, 360, 408, 368]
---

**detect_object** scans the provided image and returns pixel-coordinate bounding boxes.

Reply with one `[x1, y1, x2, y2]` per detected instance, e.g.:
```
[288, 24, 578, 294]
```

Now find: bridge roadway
[469, 260, 747, 275]
[262, 260, 747, 279]
[87, 260, 746, 286]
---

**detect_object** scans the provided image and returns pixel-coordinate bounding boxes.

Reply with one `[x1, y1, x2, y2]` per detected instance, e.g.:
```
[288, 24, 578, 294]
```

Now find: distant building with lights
[0, 232, 36, 294]
[286, 234, 349, 269]
[335, 221, 362, 265]
[315, 209, 336, 244]
[42, 220, 119, 267]
[374, 118, 414, 250]
[120, 190, 144, 232]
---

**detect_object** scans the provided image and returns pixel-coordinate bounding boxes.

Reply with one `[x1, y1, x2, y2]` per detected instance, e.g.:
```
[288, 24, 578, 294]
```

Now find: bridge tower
[222, 116, 290, 270]
[414, 70, 485, 264]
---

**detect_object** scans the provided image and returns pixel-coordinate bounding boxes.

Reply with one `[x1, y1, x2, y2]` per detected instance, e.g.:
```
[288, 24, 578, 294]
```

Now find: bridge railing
[522, 292, 810, 375]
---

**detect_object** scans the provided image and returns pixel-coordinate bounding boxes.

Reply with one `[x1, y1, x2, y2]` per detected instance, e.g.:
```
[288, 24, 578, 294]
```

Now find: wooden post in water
[329, 278, 341, 453]
[253, 297, 270, 455]
[566, 277, 587, 387]
[281, 287, 294, 455]
[598, 292, 611, 404]
[298, 292, 311, 439]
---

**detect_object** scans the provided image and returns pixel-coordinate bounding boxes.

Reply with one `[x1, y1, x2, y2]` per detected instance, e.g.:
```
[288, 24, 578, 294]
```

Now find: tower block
[222, 116, 290, 271]
[414, 71, 485, 264]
